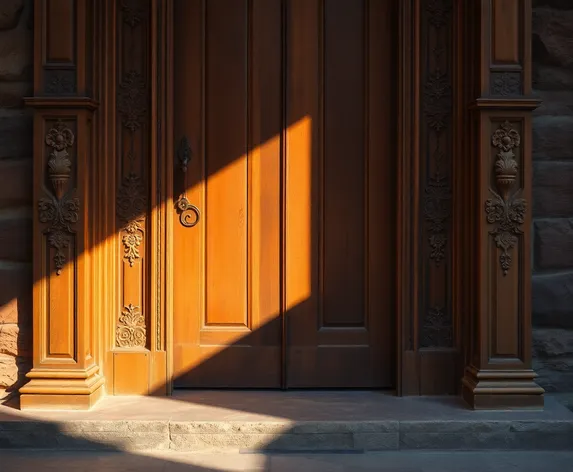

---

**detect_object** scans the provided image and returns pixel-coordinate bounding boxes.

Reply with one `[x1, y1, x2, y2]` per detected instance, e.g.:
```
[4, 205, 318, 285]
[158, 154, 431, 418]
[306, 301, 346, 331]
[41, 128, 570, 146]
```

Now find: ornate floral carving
[424, 172, 451, 265]
[117, 172, 147, 267]
[485, 122, 525, 276]
[120, 0, 146, 27]
[491, 72, 522, 97]
[116, 304, 146, 348]
[39, 122, 78, 275]
[117, 70, 147, 132]
[420, 0, 453, 348]
[117, 172, 146, 223]
[39, 195, 79, 275]
[426, 0, 452, 28]
[421, 306, 453, 348]
[46, 121, 74, 199]
[45, 70, 76, 95]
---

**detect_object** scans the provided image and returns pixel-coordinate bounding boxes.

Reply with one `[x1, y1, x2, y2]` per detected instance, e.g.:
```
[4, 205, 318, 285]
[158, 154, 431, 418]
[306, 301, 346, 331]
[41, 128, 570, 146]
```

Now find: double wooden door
[172, 0, 396, 389]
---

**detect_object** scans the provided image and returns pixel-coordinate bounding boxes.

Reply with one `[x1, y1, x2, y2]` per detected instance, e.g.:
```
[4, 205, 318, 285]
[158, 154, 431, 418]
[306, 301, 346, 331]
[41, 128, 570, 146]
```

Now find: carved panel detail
[485, 121, 525, 276]
[44, 70, 77, 95]
[115, 1, 150, 350]
[421, 306, 453, 348]
[116, 304, 146, 348]
[490, 71, 522, 96]
[121, 0, 146, 28]
[420, 0, 453, 347]
[39, 121, 78, 275]
[117, 172, 147, 267]
[117, 70, 147, 132]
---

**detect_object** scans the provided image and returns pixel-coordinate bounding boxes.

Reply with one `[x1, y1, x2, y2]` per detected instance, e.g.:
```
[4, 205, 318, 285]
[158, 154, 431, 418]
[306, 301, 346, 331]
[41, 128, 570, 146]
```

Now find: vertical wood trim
[22, 0, 104, 410]
[397, 0, 420, 395]
[460, 0, 543, 410]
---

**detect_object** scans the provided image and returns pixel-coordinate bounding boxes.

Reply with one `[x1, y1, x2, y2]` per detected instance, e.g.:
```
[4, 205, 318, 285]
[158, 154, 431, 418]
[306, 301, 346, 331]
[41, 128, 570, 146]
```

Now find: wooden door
[172, 0, 395, 389]
[284, 0, 395, 388]
[172, 0, 283, 388]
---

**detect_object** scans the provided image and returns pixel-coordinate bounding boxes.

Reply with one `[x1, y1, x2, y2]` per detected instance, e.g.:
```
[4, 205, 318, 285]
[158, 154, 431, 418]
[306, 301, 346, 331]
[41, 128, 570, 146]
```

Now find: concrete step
[1, 392, 573, 452]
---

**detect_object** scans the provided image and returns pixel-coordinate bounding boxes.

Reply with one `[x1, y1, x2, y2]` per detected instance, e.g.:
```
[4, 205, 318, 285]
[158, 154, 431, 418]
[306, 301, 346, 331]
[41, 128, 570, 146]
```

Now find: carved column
[460, 0, 544, 409]
[20, 0, 103, 409]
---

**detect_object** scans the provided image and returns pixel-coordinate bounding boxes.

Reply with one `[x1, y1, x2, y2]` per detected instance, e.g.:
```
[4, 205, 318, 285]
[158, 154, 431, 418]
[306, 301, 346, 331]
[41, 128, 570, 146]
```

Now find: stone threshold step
[1, 392, 573, 452]
[2, 418, 573, 452]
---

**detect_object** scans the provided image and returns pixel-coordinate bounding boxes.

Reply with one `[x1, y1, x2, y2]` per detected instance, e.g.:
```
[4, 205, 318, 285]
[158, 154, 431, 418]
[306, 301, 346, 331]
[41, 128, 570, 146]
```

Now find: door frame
[21, 0, 543, 410]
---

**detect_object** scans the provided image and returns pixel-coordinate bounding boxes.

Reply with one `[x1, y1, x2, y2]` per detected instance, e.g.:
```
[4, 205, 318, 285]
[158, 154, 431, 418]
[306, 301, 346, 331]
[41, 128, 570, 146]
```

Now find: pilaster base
[19, 365, 105, 410]
[462, 367, 545, 410]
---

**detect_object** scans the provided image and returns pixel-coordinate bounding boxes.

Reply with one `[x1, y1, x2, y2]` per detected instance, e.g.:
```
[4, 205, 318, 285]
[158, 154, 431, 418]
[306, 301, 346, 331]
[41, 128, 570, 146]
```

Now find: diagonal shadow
[0, 0, 402, 468]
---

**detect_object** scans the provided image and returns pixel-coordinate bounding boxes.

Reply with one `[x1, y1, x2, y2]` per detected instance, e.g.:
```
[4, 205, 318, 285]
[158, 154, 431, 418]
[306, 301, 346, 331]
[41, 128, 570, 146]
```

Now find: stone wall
[532, 0, 573, 392]
[0, 0, 32, 398]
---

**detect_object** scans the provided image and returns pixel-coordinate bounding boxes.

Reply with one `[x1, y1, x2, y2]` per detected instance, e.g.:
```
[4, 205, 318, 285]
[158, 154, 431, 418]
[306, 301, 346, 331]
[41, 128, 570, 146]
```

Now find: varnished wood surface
[172, 0, 395, 389]
[22, 0, 541, 408]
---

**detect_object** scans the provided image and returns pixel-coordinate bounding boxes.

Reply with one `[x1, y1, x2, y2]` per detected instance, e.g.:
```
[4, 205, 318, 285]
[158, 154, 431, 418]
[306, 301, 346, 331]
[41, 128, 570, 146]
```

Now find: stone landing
[1, 392, 572, 452]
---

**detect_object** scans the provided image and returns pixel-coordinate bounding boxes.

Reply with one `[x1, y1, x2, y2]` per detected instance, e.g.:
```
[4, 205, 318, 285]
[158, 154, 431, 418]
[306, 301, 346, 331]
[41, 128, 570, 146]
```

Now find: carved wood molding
[114, 0, 151, 350]
[485, 121, 525, 276]
[420, 0, 453, 349]
[38, 121, 79, 275]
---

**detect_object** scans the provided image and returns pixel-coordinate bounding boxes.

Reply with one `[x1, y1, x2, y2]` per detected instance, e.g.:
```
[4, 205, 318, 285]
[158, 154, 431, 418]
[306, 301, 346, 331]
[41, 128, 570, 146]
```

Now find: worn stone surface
[0, 159, 31, 210]
[0, 1, 31, 82]
[533, 116, 573, 160]
[534, 219, 573, 271]
[0, 210, 32, 262]
[532, 1, 573, 393]
[0, 113, 32, 160]
[0, 1, 25, 31]
[532, 272, 573, 328]
[533, 162, 573, 218]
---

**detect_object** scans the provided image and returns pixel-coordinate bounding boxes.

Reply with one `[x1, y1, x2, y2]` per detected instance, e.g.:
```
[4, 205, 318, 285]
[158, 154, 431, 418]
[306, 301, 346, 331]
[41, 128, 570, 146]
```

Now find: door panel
[172, 0, 282, 388]
[173, 0, 395, 389]
[285, 0, 395, 387]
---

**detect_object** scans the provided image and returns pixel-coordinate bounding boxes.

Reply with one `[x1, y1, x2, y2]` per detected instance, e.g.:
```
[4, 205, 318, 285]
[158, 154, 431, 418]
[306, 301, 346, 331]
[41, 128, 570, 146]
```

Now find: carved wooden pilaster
[19, 0, 102, 410]
[398, 0, 459, 396]
[460, 0, 544, 409]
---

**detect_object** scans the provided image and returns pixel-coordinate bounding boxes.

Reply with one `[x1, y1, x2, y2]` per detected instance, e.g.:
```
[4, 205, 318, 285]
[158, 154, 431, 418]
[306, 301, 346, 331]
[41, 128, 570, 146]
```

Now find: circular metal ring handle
[176, 196, 200, 228]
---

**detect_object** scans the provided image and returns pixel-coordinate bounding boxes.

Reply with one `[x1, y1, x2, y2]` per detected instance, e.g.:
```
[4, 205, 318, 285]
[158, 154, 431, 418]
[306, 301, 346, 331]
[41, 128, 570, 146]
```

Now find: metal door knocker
[175, 136, 200, 227]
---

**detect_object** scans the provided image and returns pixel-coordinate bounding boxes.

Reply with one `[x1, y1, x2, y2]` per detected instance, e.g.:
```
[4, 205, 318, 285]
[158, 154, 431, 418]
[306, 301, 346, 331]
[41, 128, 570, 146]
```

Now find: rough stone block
[533, 162, 573, 218]
[534, 90, 573, 116]
[533, 116, 573, 160]
[0, 261, 32, 327]
[533, 65, 573, 90]
[0, 210, 32, 262]
[0, 1, 24, 31]
[0, 323, 30, 357]
[0, 114, 31, 160]
[533, 8, 573, 68]
[0, 81, 30, 108]
[532, 272, 573, 328]
[352, 433, 398, 451]
[0, 14, 31, 81]
[0, 353, 16, 387]
[534, 219, 573, 270]
[534, 328, 573, 357]
[0, 159, 31, 210]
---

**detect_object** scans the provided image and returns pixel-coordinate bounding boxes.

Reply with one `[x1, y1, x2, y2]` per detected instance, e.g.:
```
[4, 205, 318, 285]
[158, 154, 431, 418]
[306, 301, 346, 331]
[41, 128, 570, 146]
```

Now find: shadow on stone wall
[532, 0, 573, 391]
[0, 0, 33, 400]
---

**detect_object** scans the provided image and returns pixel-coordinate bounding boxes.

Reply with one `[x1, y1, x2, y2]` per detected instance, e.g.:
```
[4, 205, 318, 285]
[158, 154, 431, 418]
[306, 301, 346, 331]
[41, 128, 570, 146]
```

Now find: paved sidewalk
[1, 450, 573, 471]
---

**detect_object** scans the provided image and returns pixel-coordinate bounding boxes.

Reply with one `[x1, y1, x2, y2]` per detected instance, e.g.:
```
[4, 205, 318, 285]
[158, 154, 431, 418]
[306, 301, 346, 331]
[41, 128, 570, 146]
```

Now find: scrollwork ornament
[176, 196, 200, 228]
[117, 173, 147, 266]
[116, 304, 146, 348]
[421, 305, 452, 348]
[38, 195, 80, 275]
[117, 70, 147, 132]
